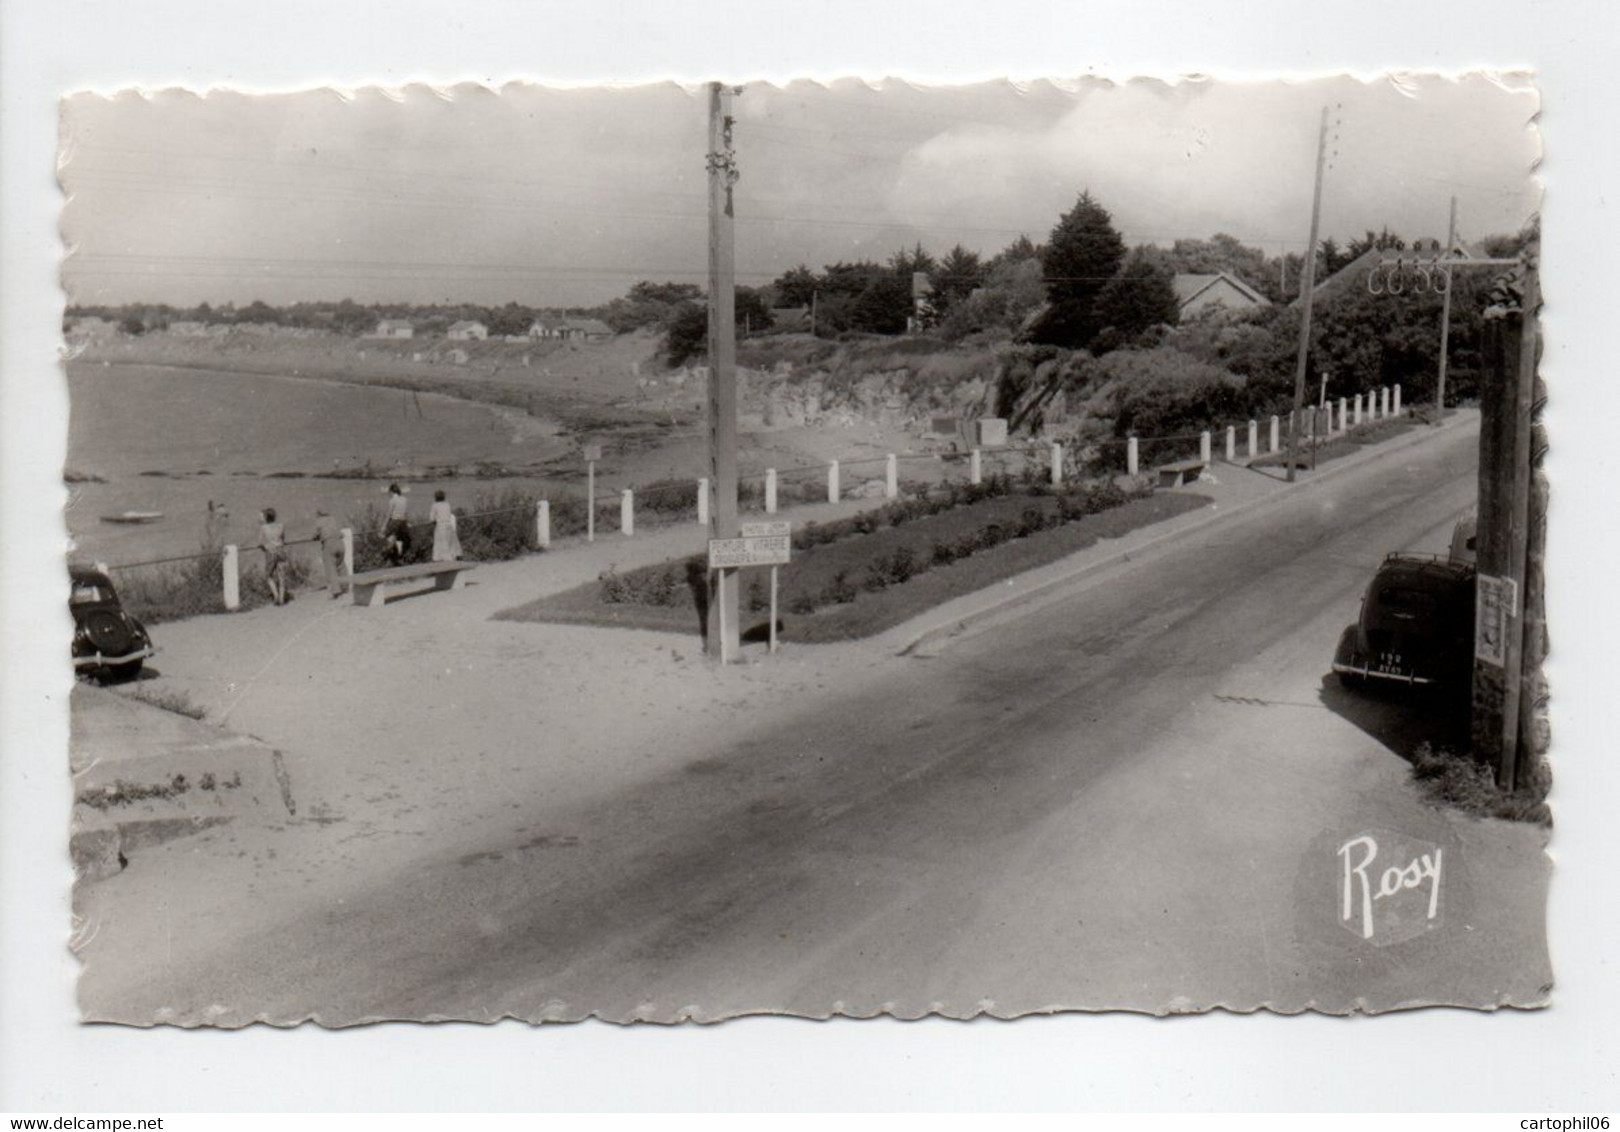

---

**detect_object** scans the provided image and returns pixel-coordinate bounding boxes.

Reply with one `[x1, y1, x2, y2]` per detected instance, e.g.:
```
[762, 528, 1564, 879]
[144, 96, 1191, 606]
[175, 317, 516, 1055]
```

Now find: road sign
[582, 443, 603, 462]
[1475, 573, 1518, 667]
[740, 520, 790, 538]
[708, 534, 790, 569]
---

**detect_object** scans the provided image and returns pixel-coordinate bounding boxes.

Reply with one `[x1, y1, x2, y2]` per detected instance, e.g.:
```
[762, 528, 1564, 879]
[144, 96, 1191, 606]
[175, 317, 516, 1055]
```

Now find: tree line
[65, 298, 620, 340]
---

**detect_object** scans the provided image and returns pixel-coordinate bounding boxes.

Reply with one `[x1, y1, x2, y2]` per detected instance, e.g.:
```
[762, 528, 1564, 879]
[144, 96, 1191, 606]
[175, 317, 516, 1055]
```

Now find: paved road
[78, 420, 1550, 1024]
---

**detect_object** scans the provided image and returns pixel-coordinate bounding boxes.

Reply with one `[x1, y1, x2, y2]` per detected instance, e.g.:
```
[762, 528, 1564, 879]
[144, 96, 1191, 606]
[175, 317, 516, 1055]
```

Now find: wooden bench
[1157, 458, 1206, 488]
[348, 561, 477, 607]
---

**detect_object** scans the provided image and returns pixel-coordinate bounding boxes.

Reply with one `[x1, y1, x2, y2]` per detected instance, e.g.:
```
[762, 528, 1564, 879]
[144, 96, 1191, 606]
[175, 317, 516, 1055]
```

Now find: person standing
[203, 500, 230, 551]
[382, 483, 412, 565]
[259, 507, 288, 606]
[314, 507, 345, 597]
[430, 489, 462, 563]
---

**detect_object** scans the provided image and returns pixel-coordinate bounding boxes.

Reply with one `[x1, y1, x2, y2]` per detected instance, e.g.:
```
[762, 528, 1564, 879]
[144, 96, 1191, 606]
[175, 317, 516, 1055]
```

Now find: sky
[59, 75, 1541, 308]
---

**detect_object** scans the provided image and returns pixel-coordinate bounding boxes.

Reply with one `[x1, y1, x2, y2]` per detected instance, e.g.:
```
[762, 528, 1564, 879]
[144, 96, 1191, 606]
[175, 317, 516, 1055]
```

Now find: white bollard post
[1393, 384, 1402, 416]
[1269, 416, 1280, 454]
[765, 468, 778, 514]
[885, 453, 898, 499]
[1126, 437, 1140, 477]
[1225, 426, 1236, 463]
[970, 448, 982, 486]
[1247, 420, 1258, 459]
[341, 527, 355, 576]
[222, 544, 240, 611]
[1338, 397, 1348, 434]
[535, 501, 550, 548]
[1200, 431, 1212, 466]
[1050, 442, 1063, 487]
[697, 478, 709, 527]
[620, 489, 634, 536]
[828, 459, 840, 504]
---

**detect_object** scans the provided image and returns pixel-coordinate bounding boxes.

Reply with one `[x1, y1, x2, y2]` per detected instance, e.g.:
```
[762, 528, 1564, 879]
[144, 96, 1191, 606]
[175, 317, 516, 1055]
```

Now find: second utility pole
[1286, 105, 1330, 484]
[706, 81, 741, 661]
[1434, 194, 1459, 426]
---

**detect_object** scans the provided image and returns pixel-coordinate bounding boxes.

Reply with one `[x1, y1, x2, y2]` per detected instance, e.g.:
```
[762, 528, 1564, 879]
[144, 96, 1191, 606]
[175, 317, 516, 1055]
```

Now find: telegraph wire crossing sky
[60, 76, 1540, 307]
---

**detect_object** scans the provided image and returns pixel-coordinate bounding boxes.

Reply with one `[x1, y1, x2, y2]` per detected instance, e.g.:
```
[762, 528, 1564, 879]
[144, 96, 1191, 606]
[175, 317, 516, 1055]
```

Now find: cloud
[884, 76, 1539, 254]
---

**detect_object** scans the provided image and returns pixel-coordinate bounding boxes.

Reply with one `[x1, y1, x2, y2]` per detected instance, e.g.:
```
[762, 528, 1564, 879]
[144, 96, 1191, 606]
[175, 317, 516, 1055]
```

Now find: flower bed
[497, 481, 1210, 643]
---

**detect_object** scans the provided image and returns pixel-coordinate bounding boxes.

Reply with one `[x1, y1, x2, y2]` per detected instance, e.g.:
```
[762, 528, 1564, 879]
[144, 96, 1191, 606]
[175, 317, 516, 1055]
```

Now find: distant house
[372, 319, 415, 340]
[558, 318, 613, 342]
[1299, 236, 1478, 307]
[527, 319, 557, 339]
[446, 320, 488, 341]
[1173, 272, 1271, 319]
[907, 271, 938, 334]
[65, 315, 116, 339]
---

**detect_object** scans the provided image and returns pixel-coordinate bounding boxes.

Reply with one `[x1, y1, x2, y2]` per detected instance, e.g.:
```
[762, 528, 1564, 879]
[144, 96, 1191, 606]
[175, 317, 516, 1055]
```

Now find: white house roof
[562, 317, 613, 335]
[1173, 272, 1270, 309]
[447, 320, 486, 331]
[376, 318, 413, 329]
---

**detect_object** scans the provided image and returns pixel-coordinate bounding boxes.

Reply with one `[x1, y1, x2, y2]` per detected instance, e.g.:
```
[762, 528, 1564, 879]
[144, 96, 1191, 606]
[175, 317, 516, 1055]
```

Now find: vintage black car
[70, 565, 154, 681]
[1333, 553, 1476, 689]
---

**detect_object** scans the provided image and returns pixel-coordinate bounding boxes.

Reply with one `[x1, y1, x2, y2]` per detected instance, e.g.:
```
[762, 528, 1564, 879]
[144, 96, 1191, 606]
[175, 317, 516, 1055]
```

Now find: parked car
[70, 565, 154, 681]
[1333, 553, 1475, 689]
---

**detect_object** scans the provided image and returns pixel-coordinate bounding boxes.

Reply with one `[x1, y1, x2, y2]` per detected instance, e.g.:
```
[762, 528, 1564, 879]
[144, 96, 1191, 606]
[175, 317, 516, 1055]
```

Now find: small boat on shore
[100, 511, 164, 525]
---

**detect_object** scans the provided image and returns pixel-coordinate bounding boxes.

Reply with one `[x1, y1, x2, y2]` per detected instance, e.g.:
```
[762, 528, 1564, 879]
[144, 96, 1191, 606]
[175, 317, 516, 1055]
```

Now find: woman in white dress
[430, 489, 461, 562]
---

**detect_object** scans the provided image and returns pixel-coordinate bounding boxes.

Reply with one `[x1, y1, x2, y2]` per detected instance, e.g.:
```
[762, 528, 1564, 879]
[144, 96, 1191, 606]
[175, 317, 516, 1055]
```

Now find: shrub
[638, 478, 700, 518]
[787, 592, 817, 615]
[454, 487, 541, 561]
[597, 564, 684, 606]
[115, 541, 314, 624]
[931, 539, 959, 566]
[823, 569, 858, 605]
[861, 562, 890, 592]
[1411, 743, 1552, 824]
[888, 546, 921, 584]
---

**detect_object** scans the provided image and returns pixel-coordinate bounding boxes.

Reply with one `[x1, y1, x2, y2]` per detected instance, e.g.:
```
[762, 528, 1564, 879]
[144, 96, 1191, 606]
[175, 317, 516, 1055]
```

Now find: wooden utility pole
[1286, 106, 1331, 484]
[1497, 257, 1540, 789]
[705, 82, 741, 661]
[1470, 249, 1542, 790]
[1433, 195, 1458, 426]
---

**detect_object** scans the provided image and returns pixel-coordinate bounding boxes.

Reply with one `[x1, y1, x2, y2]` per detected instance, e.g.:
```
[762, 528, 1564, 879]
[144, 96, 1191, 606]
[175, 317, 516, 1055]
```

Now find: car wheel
[1336, 670, 1368, 692]
[82, 609, 134, 658]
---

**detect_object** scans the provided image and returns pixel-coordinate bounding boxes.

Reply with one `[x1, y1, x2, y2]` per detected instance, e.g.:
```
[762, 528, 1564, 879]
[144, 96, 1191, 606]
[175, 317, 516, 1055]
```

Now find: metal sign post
[707, 520, 791, 662]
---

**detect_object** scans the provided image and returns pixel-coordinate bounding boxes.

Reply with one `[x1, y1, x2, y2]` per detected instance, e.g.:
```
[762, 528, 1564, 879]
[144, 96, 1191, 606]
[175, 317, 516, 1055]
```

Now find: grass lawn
[496, 489, 1211, 643]
[1249, 414, 1416, 470]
